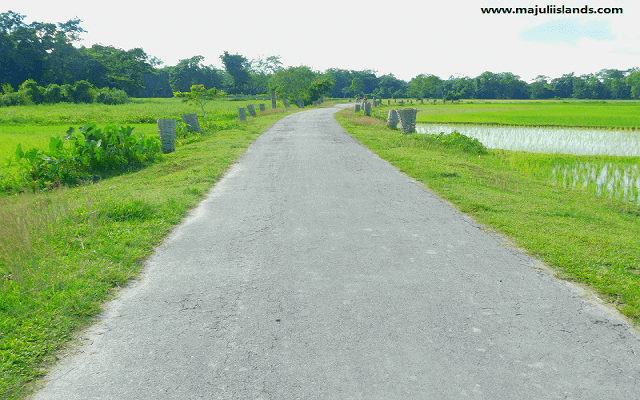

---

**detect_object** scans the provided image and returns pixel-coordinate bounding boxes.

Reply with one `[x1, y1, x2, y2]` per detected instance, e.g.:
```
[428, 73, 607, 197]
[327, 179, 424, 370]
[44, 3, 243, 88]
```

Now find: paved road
[35, 105, 640, 399]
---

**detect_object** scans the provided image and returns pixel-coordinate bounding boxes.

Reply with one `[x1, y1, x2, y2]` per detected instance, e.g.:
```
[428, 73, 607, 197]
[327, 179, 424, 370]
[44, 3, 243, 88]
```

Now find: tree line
[2, 11, 640, 105]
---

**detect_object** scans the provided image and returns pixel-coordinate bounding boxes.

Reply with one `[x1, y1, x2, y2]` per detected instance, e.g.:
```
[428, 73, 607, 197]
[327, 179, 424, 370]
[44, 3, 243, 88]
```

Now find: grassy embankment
[336, 101, 640, 328]
[0, 98, 304, 399]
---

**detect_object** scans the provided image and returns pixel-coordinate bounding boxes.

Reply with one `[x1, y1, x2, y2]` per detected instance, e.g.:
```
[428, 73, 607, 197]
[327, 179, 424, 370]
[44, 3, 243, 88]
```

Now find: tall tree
[269, 66, 318, 104]
[168, 55, 221, 92]
[220, 51, 250, 94]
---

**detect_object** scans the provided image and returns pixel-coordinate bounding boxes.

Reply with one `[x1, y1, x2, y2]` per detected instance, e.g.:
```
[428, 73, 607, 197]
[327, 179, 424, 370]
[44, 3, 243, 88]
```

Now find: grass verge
[0, 107, 299, 399]
[336, 108, 640, 325]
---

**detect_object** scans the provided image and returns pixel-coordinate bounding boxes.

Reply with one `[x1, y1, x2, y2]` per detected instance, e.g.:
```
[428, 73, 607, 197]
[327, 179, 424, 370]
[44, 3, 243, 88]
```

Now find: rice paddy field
[375, 100, 640, 206]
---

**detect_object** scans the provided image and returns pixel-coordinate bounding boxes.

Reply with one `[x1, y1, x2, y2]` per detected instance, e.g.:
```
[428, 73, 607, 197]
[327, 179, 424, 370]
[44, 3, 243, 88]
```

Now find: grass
[0, 99, 303, 399]
[336, 108, 640, 328]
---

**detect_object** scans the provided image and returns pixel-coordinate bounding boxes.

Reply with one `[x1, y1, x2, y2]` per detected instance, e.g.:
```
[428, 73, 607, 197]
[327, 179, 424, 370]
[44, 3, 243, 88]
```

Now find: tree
[325, 69, 353, 97]
[408, 74, 443, 99]
[625, 69, 640, 99]
[269, 66, 318, 104]
[349, 77, 365, 97]
[376, 74, 406, 99]
[248, 55, 283, 95]
[550, 73, 576, 98]
[308, 77, 334, 102]
[174, 84, 225, 126]
[168, 55, 221, 92]
[79, 45, 153, 95]
[220, 51, 250, 94]
[474, 71, 501, 99]
[529, 76, 554, 99]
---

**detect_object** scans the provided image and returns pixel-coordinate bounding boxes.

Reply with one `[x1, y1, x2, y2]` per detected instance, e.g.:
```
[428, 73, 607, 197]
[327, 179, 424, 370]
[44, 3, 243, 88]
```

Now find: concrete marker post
[238, 108, 247, 121]
[181, 113, 201, 133]
[247, 104, 257, 117]
[157, 119, 176, 153]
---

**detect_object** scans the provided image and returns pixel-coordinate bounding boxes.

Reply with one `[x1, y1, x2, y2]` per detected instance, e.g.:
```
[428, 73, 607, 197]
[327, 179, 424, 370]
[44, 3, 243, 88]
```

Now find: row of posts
[354, 99, 417, 134]
[157, 94, 327, 153]
[237, 94, 325, 122]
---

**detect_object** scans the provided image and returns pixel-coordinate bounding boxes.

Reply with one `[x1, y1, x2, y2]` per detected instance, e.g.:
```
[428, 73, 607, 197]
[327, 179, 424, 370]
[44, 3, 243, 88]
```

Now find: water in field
[415, 123, 640, 205]
[551, 162, 640, 205]
[415, 124, 640, 157]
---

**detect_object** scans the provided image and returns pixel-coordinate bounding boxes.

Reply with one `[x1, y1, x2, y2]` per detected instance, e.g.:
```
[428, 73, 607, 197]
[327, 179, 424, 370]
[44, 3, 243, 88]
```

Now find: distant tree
[248, 55, 283, 95]
[168, 56, 222, 93]
[625, 69, 640, 99]
[349, 77, 365, 97]
[550, 73, 576, 98]
[269, 66, 318, 104]
[408, 74, 443, 99]
[220, 51, 250, 94]
[308, 77, 334, 101]
[474, 71, 501, 99]
[79, 45, 153, 95]
[376, 74, 406, 99]
[325, 69, 353, 97]
[529, 75, 554, 99]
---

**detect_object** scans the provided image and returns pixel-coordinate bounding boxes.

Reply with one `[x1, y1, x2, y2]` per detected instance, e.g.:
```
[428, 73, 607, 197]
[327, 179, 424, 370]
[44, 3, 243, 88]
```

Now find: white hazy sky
[10, 0, 640, 82]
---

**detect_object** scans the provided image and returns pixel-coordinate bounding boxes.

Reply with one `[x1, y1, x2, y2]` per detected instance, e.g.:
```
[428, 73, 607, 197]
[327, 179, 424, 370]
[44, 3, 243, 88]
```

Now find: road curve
[35, 105, 640, 399]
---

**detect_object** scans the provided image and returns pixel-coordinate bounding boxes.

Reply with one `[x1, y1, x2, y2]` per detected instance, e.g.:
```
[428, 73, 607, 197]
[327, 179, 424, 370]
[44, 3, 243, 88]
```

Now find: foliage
[43, 83, 67, 103]
[174, 84, 226, 125]
[166, 55, 222, 93]
[269, 66, 320, 105]
[18, 79, 44, 104]
[0, 79, 128, 106]
[432, 131, 488, 155]
[13, 124, 161, 189]
[220, 51, 250, 94]
[93, 87, 129, 105]
[308, 78, 334, 102]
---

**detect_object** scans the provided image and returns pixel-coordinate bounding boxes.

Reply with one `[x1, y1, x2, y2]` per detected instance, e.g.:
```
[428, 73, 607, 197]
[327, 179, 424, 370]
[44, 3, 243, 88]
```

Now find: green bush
[69, 80, 95, 104]
[18, 80, 44, 104]
[94, 87, 129, 105]
[43, 84, 67, 104]
[0, 92, 27, 107]
[433, 131, 488, 155]
[13, 124, 162, 190]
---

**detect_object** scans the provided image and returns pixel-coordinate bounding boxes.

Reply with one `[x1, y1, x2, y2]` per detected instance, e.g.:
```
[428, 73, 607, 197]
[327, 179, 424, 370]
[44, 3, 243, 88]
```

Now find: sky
[10, 0, 640, 83]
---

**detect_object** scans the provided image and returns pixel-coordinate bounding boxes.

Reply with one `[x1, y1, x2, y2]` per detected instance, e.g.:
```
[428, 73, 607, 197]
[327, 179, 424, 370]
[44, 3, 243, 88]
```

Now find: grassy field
[0, 98, 289, 178]
[380, 99, 640, 128]
[0, 98, 303, 399]
[336, 106, 640, 331]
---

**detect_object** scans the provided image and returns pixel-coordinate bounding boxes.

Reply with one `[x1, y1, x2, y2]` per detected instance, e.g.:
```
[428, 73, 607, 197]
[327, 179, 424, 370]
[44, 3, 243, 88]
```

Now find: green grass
[336, 108, 640, 327]
[0, 99, 303, 399]
[378, 99, 640, 128]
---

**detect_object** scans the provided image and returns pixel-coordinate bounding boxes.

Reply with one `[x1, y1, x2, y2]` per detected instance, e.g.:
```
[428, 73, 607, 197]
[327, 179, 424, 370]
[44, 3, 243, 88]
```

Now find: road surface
[35, 104, 640, 399]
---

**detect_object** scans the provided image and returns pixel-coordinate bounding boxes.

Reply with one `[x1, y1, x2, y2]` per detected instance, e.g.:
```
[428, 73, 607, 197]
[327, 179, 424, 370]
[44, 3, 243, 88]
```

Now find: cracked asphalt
[35, 104, 640, 399]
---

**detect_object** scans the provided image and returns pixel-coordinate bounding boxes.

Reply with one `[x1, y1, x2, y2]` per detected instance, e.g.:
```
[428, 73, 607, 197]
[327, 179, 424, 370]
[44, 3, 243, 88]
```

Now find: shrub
[18, 79, 44, 104]
[69, 80, 95, 103]
[43, 84, 66, 103]
[14, 125, 162, 189]
[0, 92, 27, 107]
[94, 87, 129, 105]
[434, 131, 488, 155]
